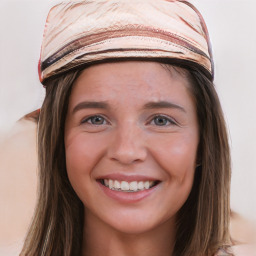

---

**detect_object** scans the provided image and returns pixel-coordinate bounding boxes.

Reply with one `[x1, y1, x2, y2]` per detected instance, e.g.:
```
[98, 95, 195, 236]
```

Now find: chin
[98, 208, 175, 235]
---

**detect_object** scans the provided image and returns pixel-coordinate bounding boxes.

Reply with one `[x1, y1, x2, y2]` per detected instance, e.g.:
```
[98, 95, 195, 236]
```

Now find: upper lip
[96, 173, 160, 182]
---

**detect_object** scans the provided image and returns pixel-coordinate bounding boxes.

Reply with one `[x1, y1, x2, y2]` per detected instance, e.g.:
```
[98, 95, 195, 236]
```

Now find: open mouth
[98, 179, 160, 193]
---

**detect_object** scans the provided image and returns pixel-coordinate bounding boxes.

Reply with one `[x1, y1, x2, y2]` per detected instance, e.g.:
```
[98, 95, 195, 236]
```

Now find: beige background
[0, 0, 256, 255]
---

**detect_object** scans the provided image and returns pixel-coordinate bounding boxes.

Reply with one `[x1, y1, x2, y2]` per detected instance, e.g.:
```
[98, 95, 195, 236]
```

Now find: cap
[39, 0, 213, 85]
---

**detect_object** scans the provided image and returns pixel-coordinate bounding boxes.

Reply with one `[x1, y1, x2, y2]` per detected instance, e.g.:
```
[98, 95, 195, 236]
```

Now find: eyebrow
[143, 101, 186, 112]
[72, 100, 186, 114]
[72, 101, 109, 114]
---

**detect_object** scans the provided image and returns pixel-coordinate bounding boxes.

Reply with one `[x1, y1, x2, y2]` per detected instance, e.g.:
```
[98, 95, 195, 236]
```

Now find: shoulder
[230, 244, 256, 256]
[215, 244, 256, 256]
[215, 248, 231, 256]
[0, 119, 37, 251]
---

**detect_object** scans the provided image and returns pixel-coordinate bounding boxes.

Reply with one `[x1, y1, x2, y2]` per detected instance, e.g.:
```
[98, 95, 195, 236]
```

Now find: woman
[21, 0, 233, 255]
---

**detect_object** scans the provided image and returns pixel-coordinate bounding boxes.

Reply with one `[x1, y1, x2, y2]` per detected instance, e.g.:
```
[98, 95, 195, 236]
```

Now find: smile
[100, 179, 158, 192]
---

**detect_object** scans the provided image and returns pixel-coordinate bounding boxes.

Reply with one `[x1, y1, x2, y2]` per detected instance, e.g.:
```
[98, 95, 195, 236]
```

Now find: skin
[64, 61, 199, 256]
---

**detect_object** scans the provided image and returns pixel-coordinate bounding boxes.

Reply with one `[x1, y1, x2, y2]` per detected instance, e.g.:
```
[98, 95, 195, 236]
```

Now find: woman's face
[65, 61, 199, 234]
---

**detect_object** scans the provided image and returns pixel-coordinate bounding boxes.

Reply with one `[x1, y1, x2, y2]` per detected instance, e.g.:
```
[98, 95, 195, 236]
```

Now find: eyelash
[148, 114, 177, 126]
[81, 115, 109, 125]
[81, 114, 177, 127]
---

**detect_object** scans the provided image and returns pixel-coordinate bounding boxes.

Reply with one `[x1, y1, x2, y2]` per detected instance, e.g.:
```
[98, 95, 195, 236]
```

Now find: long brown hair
[20, 62, 232, 256]
[171, 64, 231, 255]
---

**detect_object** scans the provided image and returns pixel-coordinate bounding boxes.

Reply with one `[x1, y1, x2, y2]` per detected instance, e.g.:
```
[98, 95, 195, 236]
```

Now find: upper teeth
[103, 179, 154, 192]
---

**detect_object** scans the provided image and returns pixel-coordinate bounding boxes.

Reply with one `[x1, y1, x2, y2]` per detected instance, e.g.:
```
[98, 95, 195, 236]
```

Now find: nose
[107, 122, 147, 165]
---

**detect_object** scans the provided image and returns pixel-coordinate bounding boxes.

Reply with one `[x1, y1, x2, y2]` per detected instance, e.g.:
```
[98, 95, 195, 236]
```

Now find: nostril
[108, 147, 147, 165]
[107, 130, 147, 164]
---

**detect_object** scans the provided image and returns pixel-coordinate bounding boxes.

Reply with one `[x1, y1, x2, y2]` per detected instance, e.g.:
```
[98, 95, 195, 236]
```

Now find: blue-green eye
[82, 115, 106, 125]
[151, 115, 175, 126]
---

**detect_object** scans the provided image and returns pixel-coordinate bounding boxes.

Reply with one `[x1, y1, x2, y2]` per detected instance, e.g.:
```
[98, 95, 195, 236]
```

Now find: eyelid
[81, 114, 110, 125]
[147, 114, 179, 126]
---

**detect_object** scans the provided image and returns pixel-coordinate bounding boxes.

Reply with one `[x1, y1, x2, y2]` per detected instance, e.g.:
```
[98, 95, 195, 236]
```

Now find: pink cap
[39, 0, 213, 85]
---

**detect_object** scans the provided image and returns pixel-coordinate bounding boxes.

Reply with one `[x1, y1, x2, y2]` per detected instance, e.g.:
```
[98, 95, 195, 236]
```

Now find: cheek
[148, 132, 198, 183]
[142, 133, 198, 220]
[65, 133, 106, 189]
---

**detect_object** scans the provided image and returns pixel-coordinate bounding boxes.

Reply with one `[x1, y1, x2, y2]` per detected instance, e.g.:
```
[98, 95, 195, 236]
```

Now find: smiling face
[64, 61, 199, 235]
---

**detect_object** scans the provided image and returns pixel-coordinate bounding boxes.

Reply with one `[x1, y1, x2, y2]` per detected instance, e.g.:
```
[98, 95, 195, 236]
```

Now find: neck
[82, 211, 176, 256]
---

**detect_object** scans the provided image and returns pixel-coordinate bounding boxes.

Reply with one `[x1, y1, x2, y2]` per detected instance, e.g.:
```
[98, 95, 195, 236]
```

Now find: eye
[82, 115, 107, 125]
[150, 115, 176, 126]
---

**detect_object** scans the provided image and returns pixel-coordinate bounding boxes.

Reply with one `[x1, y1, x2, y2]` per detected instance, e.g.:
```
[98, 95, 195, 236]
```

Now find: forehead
[70, 61, 192, 102]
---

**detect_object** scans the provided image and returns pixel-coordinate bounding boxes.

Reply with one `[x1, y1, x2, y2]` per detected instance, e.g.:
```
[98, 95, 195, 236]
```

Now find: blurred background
[0, 0, 256, 255]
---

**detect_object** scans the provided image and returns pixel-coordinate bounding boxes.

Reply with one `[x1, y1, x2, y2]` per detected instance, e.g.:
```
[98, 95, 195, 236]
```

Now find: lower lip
[98, 182, 159, 203]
